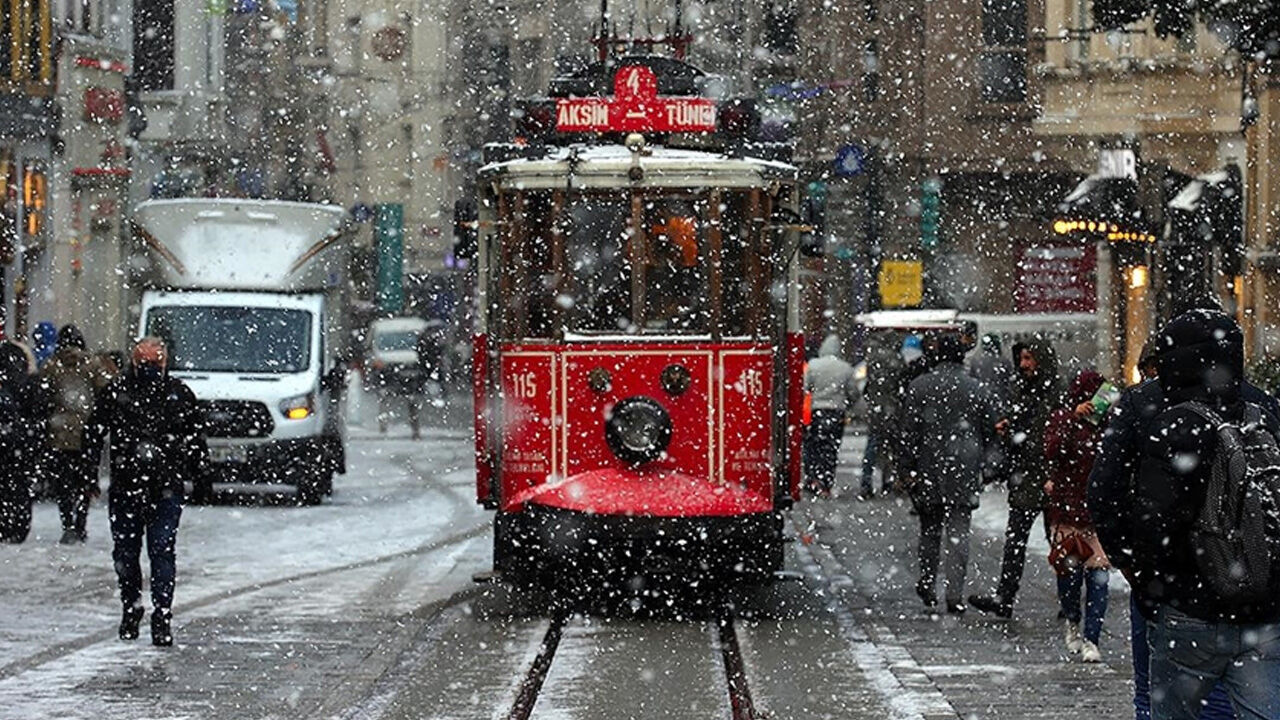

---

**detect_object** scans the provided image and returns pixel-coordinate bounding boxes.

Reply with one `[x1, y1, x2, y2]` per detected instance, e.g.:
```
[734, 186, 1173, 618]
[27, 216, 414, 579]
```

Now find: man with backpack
[1093, 309, 1280, 719]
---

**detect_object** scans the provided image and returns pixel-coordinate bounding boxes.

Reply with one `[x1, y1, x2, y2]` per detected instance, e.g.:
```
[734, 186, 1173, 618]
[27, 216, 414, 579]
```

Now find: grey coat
[899, 361, 999, 510]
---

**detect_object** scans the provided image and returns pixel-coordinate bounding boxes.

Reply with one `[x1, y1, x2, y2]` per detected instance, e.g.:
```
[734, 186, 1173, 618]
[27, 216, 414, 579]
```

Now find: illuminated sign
[555, 65, 718, 133]
[1053, 219, 1155, 244]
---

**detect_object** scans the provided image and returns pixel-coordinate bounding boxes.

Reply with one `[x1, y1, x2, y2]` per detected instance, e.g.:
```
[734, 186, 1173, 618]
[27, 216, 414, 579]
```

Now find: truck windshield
[147, 306, 313, 374]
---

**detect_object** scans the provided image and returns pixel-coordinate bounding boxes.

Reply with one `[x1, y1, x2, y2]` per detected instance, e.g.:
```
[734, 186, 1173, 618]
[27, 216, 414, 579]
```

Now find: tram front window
[643, 199, 708, 332]
[565, 194, 632, 333]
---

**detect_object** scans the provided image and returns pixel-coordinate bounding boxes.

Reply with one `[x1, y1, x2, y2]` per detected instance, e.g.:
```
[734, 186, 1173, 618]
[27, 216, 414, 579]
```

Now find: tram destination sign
[556, 65, 717, 134]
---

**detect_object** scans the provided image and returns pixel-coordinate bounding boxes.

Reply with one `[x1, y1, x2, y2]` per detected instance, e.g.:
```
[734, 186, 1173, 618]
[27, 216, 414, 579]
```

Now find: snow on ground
[0, 385, 486, 720]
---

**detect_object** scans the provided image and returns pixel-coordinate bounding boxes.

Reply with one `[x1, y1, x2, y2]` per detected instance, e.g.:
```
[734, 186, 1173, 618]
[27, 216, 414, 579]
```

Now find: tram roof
[478, 143, 797, 190]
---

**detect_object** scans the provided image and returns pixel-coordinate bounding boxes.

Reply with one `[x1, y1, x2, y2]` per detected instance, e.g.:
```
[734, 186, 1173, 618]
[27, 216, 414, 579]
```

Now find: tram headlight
[604, 396, 672, 465]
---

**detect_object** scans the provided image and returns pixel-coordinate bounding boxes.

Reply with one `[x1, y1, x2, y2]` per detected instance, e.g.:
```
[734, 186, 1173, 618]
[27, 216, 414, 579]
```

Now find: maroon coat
[1043, 370, 1105, 528]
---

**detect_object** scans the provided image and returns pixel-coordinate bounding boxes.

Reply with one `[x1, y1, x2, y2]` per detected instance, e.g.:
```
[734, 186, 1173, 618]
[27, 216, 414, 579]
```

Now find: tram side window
[502, 192, 556, 339]
[643, 198, 709, 333]
[565, 194, 632, 333]
[720, 192, 751, 337]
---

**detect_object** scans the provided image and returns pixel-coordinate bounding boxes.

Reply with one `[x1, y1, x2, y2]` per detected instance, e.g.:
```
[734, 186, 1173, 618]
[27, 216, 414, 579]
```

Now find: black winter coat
[83, 372, 207, 502]
[1090, 310, 1280, 623]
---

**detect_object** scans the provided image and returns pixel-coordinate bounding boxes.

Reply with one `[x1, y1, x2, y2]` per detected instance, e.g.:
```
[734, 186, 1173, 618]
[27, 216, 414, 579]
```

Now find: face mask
[135, 363, 164, 384]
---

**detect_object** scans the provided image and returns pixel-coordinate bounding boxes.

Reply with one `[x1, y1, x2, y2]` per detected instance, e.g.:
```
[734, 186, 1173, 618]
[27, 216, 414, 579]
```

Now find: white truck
[131, 199, 351, 504]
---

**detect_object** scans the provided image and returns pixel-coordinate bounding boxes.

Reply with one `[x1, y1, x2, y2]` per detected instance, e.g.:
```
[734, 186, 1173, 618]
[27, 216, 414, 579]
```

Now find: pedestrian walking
[970, 336, 1063, 619]
[37, 325, 110, 544]
[1093, 310, 1280, 719]
[860, 338, 904, 498]
[899, 333, 999, 614]
[83, 338, 207, 646]
[967, 333, 1014, 406]
[1043, 369, 1111, 663]
[802, 334, 859, 497]
[0, 341, 40, 543]
[1089, 325, 1270, 720]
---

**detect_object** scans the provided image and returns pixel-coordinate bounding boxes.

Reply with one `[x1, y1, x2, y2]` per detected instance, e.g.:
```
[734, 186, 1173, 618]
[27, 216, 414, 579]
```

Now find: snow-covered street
[0, 415, 1141, 720]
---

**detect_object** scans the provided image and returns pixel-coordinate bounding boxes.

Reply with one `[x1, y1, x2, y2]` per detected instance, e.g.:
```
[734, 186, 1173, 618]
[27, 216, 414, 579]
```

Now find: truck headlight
[280, 393, 314, 420]
[604, 396, 672, 465]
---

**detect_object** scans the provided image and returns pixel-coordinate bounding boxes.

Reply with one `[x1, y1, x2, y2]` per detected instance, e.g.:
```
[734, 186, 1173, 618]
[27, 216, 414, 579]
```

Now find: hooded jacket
[0, 342, 39, 460]
[804, 335, 859, 413]
[1044, 370, 1105, 528]
[83, 368, 207, 501]
[1006, 337, 1064, 509]
[1128, 310, 1280, 622]
[38, 346, 110, 451]
[899, 335, 999, 509]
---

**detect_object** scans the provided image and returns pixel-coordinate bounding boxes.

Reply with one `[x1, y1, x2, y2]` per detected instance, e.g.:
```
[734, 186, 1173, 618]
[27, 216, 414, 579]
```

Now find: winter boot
[119, 605, 144, 641]
[915, 581, 937, 609]
[151, 608, 173, 647]
[1062, 619, 1083, 654]
[1080, 639, 1102, 663]
[968, 594, 1013, 619]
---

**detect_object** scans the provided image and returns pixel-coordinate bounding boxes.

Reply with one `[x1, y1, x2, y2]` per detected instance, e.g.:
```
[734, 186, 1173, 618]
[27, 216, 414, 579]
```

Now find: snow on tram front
[470, 46, 805, 586]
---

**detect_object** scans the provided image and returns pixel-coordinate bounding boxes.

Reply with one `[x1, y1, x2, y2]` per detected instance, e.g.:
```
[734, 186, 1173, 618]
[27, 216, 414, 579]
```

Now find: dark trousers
[917, 506, 974, 605]
[804, 410, 845, 492]
[0, 464, 32, 543]
[1130, 597, 1236, 720]
[860, 429, 885, 494]
[51, 450, 94, 538]
[109, 492, 182, 611]
[996, 506, 1042, 605]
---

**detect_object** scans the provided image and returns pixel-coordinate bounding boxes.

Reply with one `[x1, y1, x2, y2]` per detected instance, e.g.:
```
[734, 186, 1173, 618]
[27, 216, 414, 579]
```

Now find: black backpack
[1181, 401, 1280, 605]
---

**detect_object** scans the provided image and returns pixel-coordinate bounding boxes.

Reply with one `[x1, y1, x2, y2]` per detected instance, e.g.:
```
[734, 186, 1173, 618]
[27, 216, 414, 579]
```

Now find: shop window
[762, 1, 798, 55]
[132, 0, 175, 92]
[862, 39, 880, 103]
[980, 51, 1027, 102]
[980, 0, 1027, 103]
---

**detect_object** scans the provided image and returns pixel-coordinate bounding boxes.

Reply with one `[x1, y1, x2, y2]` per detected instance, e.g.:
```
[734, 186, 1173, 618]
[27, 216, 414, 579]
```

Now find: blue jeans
[1132, 598, 1236, 720]
[1147, 605, 1280, 720]
[109, 491, 183, 611]
[1057, 568, 1109, 644]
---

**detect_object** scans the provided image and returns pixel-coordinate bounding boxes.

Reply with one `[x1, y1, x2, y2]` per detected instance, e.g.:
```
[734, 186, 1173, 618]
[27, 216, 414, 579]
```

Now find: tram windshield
[496, 188, 778, 340]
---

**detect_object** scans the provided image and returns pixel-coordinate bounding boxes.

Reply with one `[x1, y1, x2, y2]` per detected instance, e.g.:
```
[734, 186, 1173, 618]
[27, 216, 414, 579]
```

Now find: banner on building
[1014, 244, 1096, 313]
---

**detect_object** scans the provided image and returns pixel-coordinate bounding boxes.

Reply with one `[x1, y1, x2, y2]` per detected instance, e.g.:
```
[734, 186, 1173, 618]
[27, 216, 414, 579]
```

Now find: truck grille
[199, 400, 275, 438]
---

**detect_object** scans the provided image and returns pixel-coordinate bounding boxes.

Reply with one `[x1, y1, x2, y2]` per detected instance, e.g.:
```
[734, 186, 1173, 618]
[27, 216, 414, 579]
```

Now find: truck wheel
[190, 477, 215, 505]
[296, 469, 324, 506]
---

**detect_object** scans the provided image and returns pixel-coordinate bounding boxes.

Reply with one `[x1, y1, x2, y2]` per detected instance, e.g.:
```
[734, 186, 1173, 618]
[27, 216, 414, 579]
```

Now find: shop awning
[1057, 174, 1138, 224]
[1168, 169, 1232, 213]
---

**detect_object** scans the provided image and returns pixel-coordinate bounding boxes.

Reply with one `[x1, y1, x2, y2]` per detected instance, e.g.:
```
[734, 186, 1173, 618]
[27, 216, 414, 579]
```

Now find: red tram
[472, 47, 804, 585]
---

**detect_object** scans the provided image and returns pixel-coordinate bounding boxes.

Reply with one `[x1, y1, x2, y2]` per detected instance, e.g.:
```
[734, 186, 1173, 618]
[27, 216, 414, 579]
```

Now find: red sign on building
[1014, 244, 1097, 313]
[556, 65, 717, 134]
[83, 87, 124, 124]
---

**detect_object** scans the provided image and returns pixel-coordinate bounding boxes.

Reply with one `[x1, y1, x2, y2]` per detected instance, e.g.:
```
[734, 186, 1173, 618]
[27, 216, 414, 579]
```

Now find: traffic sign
[833, 145, 865, 178]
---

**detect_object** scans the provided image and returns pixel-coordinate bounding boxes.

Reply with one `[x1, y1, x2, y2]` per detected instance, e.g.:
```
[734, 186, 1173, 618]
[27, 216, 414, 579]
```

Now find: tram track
[503, 606, 761, 720]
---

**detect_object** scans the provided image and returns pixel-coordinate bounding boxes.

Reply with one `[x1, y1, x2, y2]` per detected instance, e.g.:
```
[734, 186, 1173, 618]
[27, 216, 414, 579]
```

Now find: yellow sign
[878, 260, 924, 308]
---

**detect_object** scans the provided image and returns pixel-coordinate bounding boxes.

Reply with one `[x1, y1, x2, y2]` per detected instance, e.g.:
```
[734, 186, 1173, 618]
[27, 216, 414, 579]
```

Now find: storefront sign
[1014, 244, 1097, 313]
[84, 87, 125, 123]
[556, 65, 717, 133]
